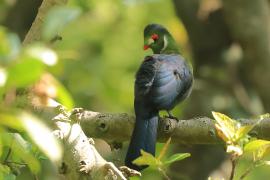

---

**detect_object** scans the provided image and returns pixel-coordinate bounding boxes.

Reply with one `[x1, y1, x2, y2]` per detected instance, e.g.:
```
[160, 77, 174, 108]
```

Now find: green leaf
[7, 58, 44, 87]
[2, 173, 16, 180]
[157, 137, 171, 160]
[0, 67, 7, 87]
[235, 125, 254, 141]
[244, 140, 270, 152]
[212, 111, 237, 143]
[245, 140, 270, 160]
[259, 113, 270, 120]
[263, 161, 270, 166]
[164, 153, 190, 165]
[2, 133, 40, 173]
[0, 164, 10, 174]
[0, 164, 15, 180]
[50, 76, 74, 109]
[0, 113, 23, 131]
[19, 112, 62, 163]
[25, 45, 58, 66]
[132, 150, 160, 167]
[43, 6, 81, 40]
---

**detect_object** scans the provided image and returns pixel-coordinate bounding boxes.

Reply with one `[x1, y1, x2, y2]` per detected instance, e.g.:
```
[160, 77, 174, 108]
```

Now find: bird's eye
[151, 34, 159, 41]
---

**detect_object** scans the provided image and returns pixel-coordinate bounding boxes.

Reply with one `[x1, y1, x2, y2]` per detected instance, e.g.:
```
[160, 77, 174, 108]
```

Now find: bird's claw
[165, 111, 179, 121]
[164, 115, 179, 122]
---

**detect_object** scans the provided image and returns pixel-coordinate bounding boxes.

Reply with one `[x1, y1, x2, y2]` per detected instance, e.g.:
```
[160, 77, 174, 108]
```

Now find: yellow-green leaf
[0, 113, 23, 130]
[263, 161, 270, 166]
[164, 153, 190, 165]
[7, 58, 44, 88]
[212, 111, 236, 143]
[19, 112, 62, 163]
[259, 113, 270, 120]
[244, 139, 270, 159]
[132, 150, 160, 167]
[235, 125, 254, 141]
[25, 45, 58, 66]
[215, 123, 231, 143]
[244, 140, 270, 152]
[157, 137, 171, 160]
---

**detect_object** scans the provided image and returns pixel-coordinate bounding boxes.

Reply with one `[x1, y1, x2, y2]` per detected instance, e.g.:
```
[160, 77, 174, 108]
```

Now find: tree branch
[52, 107, 140, 179]
[23, 0, 68, 45]
[69, 108, 270, 144]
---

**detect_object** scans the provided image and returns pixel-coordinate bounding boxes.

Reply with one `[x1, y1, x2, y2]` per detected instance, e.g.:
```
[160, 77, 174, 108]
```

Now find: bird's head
[143, 24, 178, 54]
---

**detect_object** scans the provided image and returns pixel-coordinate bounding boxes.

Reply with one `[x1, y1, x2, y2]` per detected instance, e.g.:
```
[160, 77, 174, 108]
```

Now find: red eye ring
[151, 34, 159, 41]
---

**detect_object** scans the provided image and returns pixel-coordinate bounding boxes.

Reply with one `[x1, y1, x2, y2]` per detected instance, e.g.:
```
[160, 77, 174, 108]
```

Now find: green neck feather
[160, 35, 179, 54]
[150, 34, 179, 54]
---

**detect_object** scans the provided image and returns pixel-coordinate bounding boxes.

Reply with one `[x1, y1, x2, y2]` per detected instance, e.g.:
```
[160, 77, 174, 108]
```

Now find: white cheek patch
[161, 35, 168, 51]
[148, 38, 154, 45]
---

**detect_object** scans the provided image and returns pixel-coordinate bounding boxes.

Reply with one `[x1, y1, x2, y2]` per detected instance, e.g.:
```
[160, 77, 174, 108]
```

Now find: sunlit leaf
[25, 45, 58, 66]
[215, 123, 231, 143]
[157, 137, 171, 160]
[0, 113, 23, 130]
[0, 67, 7, 97]
[263, 161, 270, 166]
[235, 125, 254, 141]
[0, 164, 10, 177]
[132, 150, 160, 167]
[244, 140, 270, 152]
[244, 139, 270, 159]
[212, 111, 237, 143]
[19, 112, 62, 162]
[43, 6, 82, 40]
[259, 113, 270, 120]
[0, 67, 7, 87]
[164, 153, 190, 165]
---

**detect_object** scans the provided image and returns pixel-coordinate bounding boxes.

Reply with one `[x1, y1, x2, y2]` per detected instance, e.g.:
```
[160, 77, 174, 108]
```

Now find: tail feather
[125, 107, 158, 170]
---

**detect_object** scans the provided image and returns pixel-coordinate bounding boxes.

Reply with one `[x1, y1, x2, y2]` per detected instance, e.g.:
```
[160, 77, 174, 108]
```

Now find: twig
[239, 164, 254, 180]
[229, 156, 237, 180]
[5, 161, 27, 166]
[3, 136, 15, 164]
[3, 148, 12, 164]
[23, 0, 68, 45]
[158, 167, 171, 180]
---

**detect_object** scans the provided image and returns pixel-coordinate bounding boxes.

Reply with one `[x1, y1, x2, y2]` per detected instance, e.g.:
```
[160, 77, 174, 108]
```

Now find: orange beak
[143, 45, 149, 50]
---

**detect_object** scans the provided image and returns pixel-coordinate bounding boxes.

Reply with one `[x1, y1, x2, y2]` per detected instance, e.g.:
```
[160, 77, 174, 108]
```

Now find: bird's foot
[165, 115, 179, 121]
[165, 111, 179, 121]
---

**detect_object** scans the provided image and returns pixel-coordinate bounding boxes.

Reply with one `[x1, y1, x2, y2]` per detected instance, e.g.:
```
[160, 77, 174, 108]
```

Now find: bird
[125, 24, 193, 171]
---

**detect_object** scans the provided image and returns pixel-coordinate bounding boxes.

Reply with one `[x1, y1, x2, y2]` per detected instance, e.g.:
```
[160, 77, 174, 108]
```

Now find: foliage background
[0, 0, 270, 179]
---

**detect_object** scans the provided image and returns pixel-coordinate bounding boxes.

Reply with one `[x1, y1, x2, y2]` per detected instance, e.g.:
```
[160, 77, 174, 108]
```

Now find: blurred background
[0, 0, 270, 179]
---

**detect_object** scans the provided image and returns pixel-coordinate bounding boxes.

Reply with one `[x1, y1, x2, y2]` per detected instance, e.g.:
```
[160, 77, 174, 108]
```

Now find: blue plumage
[125, 54, 193, 170]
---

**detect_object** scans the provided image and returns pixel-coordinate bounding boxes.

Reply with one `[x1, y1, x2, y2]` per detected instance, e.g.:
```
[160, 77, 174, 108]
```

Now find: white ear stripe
[161, 35, 168, 51]
[148, 38, 154, 45]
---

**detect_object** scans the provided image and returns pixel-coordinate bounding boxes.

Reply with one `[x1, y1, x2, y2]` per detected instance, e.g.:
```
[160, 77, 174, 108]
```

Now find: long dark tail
[125, 102, 158, 170]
